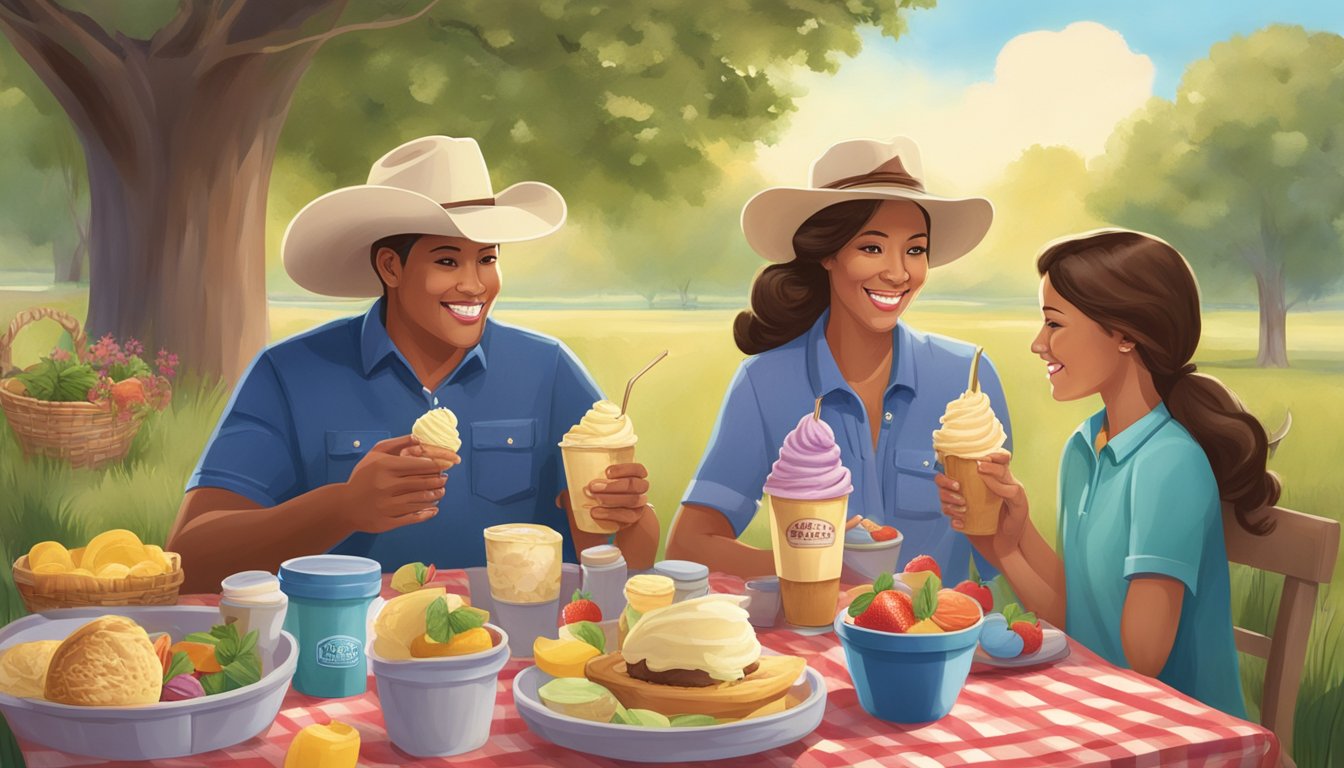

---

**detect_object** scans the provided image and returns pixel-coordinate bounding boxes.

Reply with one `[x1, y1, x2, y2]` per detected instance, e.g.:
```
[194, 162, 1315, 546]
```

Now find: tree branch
[0, 0, 124, 60]
[150, 0, 213, 56]
[209, 0, 437, 63]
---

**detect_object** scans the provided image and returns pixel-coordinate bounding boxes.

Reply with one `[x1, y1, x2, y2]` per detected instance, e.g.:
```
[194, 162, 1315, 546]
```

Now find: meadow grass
[0, 290, 1341, 766]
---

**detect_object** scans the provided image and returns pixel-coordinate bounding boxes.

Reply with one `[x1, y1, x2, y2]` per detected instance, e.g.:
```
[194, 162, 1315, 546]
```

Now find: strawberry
[1012, 621, 1043, 655]
[953, 580, 993, 614]
[871, 525, 900, 542]
[560, 590, 602, 625]
[904, 555, 941, 578]
[855, 590, 916, 633]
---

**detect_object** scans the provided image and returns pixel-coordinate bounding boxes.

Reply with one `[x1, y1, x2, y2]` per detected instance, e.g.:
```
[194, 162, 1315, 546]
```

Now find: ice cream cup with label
[278, 555, 381, 698]
[559, 400, 637, 534]
[483, 524, 562, 603]
[763, 412, 853, 628]
[931, 386, 1007, 536]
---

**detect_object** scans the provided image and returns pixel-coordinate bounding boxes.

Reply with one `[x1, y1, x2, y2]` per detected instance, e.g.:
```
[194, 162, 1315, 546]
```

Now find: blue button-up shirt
[188, 300, 602, 569]
[682, 311, 1012, 585]
[1059, 403, 1245, 717]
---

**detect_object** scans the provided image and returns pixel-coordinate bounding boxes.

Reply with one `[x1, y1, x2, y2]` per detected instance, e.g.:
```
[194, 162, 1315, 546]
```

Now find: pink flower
[124, 338, 144, 357]
[50, 348, 71, 362]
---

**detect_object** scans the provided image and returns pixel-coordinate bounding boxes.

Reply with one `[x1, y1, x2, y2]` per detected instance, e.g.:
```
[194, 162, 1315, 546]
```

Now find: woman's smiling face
[821, 199, 930, 335]
[1031, 273, 1131, 401]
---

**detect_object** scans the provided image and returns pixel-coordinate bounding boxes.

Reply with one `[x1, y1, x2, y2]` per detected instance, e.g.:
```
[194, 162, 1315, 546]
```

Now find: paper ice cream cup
[767, 494, 848, 627]
[560, 444, 637, 534]
[941, 455, 1001, 535]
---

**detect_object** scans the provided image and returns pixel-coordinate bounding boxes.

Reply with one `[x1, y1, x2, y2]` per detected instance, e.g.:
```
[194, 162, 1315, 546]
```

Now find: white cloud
[756, 22, 1155, 192]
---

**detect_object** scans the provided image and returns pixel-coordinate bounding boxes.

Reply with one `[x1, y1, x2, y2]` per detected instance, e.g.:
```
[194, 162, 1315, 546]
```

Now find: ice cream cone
[941, 455, 1001, 535]
[767, 494, 848, 627]
[562, 444, 637, 533]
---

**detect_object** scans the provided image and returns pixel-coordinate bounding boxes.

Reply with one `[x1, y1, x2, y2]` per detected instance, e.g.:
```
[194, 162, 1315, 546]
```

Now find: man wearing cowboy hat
[167, 136, 659, 592]
[666, 137, 1012, 586]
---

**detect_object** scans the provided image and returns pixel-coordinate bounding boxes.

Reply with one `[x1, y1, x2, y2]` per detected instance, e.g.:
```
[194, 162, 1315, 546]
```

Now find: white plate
[974, 624, 1069, 668]
[513, 664, 826, 763]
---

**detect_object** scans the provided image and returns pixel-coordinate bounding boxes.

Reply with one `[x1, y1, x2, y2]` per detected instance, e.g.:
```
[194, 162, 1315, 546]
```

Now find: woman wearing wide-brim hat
[666, 137, 1014, 585]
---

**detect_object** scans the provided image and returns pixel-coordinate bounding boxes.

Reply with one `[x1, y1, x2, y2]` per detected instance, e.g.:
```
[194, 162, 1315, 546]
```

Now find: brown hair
[733, 200, 884, 354]
[1037, 230, 1279, 534]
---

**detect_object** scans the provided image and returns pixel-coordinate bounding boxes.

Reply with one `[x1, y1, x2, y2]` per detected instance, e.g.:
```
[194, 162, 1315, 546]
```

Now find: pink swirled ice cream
[762, 414, 853, 500]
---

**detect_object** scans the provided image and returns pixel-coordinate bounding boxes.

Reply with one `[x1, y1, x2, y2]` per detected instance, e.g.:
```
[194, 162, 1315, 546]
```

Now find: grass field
[1, 289, 1341, 766]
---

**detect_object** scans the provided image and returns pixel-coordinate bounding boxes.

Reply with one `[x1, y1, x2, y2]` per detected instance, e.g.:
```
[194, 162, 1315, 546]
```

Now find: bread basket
[12, 552, 184, 612]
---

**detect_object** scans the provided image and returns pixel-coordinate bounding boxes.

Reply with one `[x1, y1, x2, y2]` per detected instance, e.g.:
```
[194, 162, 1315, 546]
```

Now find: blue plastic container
[834, 610, 983, 723]
[279, 555, 382, 698]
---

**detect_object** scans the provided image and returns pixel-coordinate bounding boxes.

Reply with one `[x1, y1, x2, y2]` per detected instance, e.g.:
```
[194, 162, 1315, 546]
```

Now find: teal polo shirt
[1058, 403, 1246, 718]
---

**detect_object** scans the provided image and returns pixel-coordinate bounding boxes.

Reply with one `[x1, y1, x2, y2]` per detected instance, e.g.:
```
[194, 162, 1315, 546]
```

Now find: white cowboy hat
[741, 137, 992, 267]
[283, 135, 567, 297]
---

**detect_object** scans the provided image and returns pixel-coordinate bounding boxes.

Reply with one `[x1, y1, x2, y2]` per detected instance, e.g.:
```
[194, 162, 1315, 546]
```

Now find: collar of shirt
[359, 298, 489, 390]
[804, 308, 918, 403]
[1068, 401, 1172, 465]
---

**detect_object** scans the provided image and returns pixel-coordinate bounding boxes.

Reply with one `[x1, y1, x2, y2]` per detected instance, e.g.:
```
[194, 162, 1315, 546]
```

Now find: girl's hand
[935, 450, 1030, 558]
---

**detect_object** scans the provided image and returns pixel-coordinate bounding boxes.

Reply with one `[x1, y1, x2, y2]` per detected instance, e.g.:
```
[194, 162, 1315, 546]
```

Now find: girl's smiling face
[1031, 273, 1133, 401]
[821, 199, 930, 335]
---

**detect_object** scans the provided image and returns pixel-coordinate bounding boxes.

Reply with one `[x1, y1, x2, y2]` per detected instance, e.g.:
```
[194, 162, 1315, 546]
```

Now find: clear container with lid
[579, 544, 627, 622]
[483, 524, 562, 603]
[653, 560, 711, 603]
[219, 570, 289, 665]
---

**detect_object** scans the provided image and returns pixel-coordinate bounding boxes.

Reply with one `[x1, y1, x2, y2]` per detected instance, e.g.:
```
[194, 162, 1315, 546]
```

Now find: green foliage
[13, 356, 96, 402]
[1090, 25, 1344, 306]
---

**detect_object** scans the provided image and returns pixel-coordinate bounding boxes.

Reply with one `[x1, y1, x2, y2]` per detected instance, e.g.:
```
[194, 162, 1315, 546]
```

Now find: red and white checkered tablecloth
[18, 571, 1279, 768]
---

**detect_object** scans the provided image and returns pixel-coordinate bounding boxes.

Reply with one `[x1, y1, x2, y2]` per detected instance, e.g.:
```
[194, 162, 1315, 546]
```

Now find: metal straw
[620, 350, 669, 416]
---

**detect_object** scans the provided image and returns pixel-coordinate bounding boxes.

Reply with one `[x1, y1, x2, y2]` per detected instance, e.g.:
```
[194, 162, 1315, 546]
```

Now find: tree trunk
[77, 50, 315, 385]
[1254, 265, 1289, 368]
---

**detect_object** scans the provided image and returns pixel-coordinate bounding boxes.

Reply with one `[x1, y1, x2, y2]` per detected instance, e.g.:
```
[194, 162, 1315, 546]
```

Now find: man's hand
[584, 462, 651, 530]
[340, 435, 447, 533]
[400, 437, 462, 472]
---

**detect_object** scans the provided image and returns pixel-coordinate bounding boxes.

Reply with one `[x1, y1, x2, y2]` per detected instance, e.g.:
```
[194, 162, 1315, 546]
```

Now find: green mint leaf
[571, 621, 605, 653]
[1002, 603, 1021, 625]
[163, 651, 194, 684]
[847, 590, 876, 618]
[670, 714, 718, 727]
[236, 629, 259, 658]
[914, 576, 939, 621]
[873, 572, 894, 594]
[968, 555, 981, 585]
[1016, 610, 1038, 626]
[220, 654, 262, 690]
[200, 671, 229, 696]
[15, 359, 60, 401]
[412, 562, 427, 585]
[448, 606, 487, 635]
[426, 597, 453, 643]
[182, 631, 219, 646]
[927, 573, 942, 594]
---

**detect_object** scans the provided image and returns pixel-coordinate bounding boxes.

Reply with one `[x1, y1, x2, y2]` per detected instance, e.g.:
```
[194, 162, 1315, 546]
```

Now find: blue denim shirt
[188, 300, 601, 569]
[1058, 403, 1246, 717]
[682, 311, 1012, 585]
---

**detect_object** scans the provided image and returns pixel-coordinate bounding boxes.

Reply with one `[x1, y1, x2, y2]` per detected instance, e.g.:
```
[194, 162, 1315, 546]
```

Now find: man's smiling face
[377, 234, 501, 349]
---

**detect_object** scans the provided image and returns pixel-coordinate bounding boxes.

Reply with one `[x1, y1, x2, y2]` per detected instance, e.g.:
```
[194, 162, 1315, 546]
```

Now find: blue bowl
[833, 611, 983, 724]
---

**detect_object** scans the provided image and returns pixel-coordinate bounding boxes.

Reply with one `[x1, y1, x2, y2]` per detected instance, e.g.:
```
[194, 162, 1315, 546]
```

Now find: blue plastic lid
[654, 559, 710, 583]
[278, 555, 381, 601]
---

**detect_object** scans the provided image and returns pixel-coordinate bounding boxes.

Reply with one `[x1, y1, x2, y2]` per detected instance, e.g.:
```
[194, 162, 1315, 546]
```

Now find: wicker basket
[12, 552, 184, 612]
[0, 307, 153, 468]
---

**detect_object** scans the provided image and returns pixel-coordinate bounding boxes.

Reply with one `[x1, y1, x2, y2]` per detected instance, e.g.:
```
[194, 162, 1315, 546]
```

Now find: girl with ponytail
[937, 229, 1276, 718]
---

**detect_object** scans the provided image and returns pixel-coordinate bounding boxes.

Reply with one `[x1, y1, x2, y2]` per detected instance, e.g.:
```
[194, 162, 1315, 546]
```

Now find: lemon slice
[68, 547, 86, 566]
[373, 587, 446, 650]
[32, 562, 68, 575]
[27, 541, 75, 571]
[129, 560, 165, 577]
[97, 563, 132, 579]
[143, 544, 173, 571]
[82, 530, 143, 569]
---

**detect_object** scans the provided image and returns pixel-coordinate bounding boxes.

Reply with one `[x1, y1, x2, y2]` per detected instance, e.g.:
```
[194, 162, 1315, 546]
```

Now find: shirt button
[353, 440, 361, 448]
[884, 412, 893, 422]
[923, 460, 930, 467]
[507, 437, 514, 445]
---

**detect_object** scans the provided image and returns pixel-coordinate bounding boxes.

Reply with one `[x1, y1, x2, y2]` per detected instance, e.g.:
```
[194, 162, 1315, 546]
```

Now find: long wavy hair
[1037, 230, 1279, 534]
[733, 200, 885, 354]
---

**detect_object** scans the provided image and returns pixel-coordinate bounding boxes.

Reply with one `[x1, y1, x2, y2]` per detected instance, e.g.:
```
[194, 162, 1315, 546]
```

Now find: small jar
[579, 545, 627, 622]
[653, 560, 710, 603]
[618, 574, 675, 646]
[219, 570, 288, 665]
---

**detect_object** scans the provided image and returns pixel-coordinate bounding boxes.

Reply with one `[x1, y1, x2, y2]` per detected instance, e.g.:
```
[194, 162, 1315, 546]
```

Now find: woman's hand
[936, 450, 1030, 559]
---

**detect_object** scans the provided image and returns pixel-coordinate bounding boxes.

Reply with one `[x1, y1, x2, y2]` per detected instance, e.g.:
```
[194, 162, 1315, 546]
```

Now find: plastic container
[219, 570, 288, 664]
[833, 610, 983, 723]
[579, 545, 627, 620]
[491, 597, 560, 658]
[842, 531, 904, 583]
[279, 555, 381, 698]
[370, 624, 510, 756]
[653, 560, 710, 603]
[744, 577, 782, 628]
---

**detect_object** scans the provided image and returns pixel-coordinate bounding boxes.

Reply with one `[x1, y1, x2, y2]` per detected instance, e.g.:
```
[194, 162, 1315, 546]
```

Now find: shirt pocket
[891, 448, 942, 520]
[470, 419, 537, 504]
[325, 430, 390, 484]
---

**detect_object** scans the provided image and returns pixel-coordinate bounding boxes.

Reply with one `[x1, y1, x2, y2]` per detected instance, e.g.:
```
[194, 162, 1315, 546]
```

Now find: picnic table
[19, 571, 1279, 768]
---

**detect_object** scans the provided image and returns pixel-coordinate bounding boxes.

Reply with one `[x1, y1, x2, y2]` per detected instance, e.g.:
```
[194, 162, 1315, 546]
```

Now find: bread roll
[44, 616, 163, 706]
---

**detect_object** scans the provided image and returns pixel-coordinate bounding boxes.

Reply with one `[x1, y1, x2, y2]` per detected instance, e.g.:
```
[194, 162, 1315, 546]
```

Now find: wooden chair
[1224, 504, 1340, 765]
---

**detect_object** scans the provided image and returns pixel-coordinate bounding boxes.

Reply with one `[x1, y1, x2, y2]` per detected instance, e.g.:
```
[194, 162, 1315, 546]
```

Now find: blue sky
[890, 0, 1344, 97]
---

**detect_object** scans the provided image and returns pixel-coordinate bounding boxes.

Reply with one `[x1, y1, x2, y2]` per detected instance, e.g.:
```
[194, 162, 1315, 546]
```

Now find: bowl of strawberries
[834, 556, 983, 724]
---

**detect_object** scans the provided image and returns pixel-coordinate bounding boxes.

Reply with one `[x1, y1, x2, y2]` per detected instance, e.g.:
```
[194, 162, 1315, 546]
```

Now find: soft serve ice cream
[559, 400, 638, 534]
[764, 410, 853, 627]
[932, 351, 1008, 535]
[412, 407, 462, 452]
